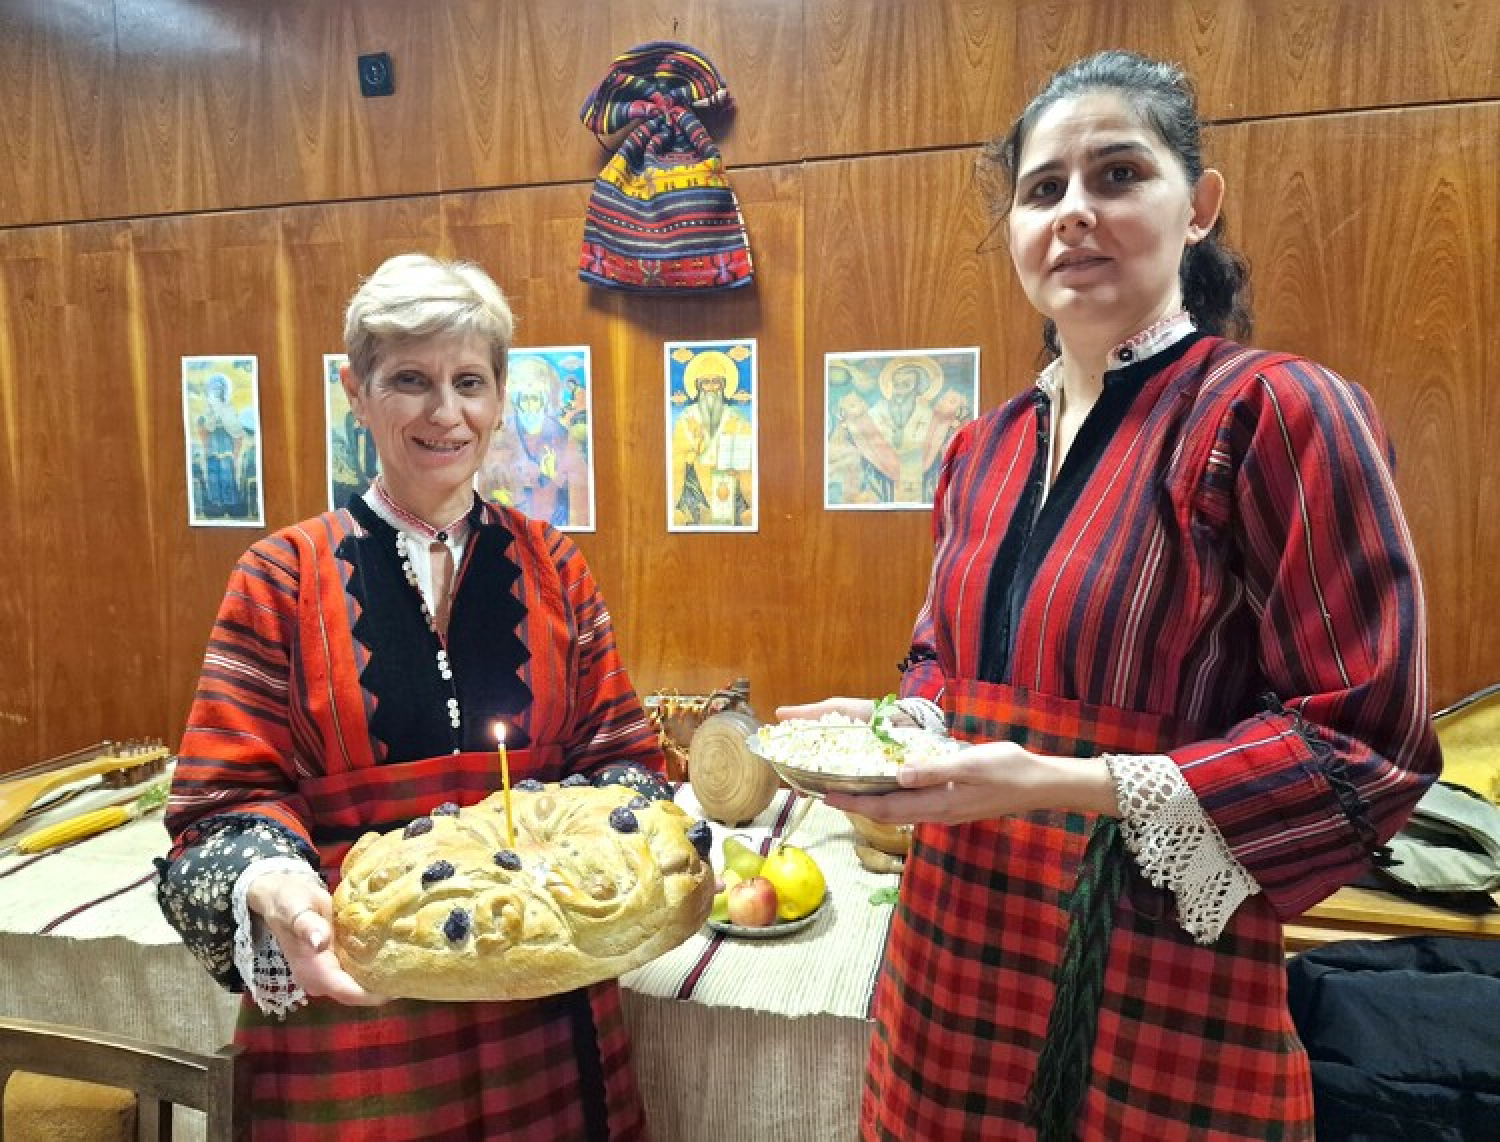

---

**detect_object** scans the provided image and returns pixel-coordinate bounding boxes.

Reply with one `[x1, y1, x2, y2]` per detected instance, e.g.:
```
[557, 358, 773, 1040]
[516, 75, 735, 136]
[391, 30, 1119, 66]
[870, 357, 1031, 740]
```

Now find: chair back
[0, 1016, 246, 1141]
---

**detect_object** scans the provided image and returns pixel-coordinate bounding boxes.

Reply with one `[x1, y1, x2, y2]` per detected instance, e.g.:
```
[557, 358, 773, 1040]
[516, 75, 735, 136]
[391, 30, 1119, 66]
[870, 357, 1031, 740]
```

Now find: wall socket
[358, 53, 394, 98]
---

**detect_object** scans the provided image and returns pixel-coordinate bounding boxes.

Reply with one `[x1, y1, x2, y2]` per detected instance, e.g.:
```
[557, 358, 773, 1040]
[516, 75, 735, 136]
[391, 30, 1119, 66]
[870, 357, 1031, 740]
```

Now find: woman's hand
[824, 741, 1121, 826]
[775, 696, 875, 724]
[247, 871, 387, 1007]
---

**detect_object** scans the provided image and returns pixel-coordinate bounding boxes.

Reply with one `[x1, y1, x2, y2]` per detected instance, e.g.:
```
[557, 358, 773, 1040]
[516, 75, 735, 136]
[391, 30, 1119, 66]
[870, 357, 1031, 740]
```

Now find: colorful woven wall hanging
[578, 42, 753, 293]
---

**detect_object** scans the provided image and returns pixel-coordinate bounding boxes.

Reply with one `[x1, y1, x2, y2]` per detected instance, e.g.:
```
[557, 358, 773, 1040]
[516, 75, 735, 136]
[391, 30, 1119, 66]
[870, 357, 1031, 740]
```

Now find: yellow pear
[722, 835, 765, 879]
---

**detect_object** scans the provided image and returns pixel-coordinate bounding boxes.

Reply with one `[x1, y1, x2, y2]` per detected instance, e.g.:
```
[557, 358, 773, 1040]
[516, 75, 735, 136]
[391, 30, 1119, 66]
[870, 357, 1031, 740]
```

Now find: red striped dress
[870, 336, 1441, 1139]
[161, 501, 664, 1140]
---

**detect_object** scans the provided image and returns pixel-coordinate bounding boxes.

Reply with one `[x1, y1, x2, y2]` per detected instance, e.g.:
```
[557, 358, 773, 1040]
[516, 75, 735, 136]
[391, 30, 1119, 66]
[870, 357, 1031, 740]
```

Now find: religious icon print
[477, 346, 597, 532]
[182, 355, 265, 527]
[824, 347, 979, 510]
[324, 353, 381, 512]
[665, 339, 758, 533]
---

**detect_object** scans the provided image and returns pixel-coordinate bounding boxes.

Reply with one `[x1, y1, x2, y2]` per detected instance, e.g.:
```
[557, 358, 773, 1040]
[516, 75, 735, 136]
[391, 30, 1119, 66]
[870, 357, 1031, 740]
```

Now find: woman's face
[342, 331, 502, 519]
[1007, 92, 1221, 350]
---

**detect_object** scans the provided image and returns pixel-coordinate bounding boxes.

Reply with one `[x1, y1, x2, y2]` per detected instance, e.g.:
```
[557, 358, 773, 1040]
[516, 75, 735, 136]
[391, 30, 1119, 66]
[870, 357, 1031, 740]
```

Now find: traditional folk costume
[872, 321, 1441, 1141]
[157, 492, 663, 1140]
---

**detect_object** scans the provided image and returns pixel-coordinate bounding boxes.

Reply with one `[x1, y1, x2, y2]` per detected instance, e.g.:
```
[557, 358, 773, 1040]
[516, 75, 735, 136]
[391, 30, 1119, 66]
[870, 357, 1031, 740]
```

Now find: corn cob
[15, 804, 133, 853]
[9, 779, 169, 855]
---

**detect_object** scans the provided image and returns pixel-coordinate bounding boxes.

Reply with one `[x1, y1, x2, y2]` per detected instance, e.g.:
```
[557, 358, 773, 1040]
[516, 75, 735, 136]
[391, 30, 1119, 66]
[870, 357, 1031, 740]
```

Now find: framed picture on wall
[181, 355, 265, 527]
[324, 353, 379, 512]
[478, 346, 597, 532]
[665, 339, 758, 533]
[824, 347, 979, 510]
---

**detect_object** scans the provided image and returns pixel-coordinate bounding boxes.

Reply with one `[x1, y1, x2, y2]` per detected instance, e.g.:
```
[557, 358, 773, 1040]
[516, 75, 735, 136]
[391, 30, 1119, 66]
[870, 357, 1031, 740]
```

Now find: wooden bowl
[844, 810, 912, 856]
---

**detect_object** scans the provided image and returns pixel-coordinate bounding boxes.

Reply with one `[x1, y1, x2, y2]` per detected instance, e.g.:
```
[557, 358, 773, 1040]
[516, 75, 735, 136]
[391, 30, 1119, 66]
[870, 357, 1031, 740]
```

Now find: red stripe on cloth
[40, 869, 156, 934]
[0, 854, 49, 879]
[672, 790, 800, 1000]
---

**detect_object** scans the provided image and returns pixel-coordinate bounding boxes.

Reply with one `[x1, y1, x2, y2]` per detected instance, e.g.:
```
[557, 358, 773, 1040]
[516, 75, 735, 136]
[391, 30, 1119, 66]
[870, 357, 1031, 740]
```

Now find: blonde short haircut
[343, 254, 515, 384]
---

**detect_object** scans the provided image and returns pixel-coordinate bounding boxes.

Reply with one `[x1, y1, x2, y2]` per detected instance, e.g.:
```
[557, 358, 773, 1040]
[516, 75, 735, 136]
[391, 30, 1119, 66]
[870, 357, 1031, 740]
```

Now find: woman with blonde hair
[158, 253, 666, 1139]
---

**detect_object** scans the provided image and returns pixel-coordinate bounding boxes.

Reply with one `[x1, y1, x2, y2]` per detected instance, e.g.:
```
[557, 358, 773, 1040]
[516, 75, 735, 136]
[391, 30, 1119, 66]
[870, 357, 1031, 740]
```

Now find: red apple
[726, 876, 779, 928]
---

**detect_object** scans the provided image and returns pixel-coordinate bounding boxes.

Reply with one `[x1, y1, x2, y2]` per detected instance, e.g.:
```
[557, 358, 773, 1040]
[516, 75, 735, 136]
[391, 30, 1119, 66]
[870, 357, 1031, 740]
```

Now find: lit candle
[495, 721, 516, 850]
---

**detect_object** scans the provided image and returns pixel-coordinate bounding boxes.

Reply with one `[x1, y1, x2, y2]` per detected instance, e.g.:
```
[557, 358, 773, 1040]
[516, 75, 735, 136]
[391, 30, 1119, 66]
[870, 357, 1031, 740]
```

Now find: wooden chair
[0, 1017, 247, 1141]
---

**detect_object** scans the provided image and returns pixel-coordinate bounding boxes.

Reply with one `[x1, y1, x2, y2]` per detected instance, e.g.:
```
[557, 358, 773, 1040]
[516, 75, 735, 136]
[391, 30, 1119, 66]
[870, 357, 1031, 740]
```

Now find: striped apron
[237, 750, 647, 1141]
[863, 679, 1314, 1140]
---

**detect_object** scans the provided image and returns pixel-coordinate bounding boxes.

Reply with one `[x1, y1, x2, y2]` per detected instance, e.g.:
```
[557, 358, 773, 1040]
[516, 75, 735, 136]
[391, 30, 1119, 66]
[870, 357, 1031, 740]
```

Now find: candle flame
[494, 721, 508, 746]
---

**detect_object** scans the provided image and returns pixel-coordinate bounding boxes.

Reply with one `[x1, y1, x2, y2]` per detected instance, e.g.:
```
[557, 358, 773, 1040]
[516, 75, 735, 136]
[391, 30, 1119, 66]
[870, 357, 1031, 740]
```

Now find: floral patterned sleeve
[153, 814, 318, 991]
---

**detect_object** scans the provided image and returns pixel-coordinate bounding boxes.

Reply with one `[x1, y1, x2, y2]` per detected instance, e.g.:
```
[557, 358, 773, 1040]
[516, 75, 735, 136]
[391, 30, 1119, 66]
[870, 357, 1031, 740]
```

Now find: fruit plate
[707, 896, 829, 941]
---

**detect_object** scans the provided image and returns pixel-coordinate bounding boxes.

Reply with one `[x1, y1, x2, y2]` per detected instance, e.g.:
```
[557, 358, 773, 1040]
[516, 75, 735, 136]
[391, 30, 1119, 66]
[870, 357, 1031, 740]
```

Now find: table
[0, 779, 892, 1141]
[5, 774, 1499, 1139]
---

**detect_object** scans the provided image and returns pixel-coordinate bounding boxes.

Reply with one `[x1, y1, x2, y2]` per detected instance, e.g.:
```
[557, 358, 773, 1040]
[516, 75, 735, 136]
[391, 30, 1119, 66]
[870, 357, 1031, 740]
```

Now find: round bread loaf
[333, 781, 715, 1001]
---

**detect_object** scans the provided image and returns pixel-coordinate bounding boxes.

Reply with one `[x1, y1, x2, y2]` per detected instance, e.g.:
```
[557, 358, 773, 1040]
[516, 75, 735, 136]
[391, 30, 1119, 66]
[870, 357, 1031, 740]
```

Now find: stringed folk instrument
[0, 741, 171, 839]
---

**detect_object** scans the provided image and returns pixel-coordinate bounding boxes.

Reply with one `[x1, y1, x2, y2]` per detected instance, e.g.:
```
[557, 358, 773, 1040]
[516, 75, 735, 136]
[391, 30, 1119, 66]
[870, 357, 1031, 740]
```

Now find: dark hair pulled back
[979, 50, 1252, 356]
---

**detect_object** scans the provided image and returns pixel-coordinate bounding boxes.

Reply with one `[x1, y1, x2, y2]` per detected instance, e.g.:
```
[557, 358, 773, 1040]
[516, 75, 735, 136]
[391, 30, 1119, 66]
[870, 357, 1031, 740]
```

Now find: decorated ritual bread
[333, 772, 715, 1001]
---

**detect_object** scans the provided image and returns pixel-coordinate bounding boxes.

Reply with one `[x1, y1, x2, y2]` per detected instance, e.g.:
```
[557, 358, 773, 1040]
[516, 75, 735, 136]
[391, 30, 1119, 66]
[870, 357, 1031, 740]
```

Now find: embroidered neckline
[1035, 310, 1197, 398]
[371, 477, 471, 544]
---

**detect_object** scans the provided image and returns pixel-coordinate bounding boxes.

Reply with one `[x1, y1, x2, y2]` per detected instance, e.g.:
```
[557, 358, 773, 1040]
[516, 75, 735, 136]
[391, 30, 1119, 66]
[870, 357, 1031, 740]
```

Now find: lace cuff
[231, 857, 324, 1018]
[1103, 753, 1260, 944]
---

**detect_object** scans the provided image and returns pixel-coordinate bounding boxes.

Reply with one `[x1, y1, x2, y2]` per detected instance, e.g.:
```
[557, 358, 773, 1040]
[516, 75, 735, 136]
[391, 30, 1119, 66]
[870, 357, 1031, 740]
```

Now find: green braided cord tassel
[1025, 818, 1128, 1142]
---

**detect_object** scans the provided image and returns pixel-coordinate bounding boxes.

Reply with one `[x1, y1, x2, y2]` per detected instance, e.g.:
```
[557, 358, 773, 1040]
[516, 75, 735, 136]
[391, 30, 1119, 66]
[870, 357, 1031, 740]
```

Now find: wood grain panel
[116, 0, 286, 216]
[0, 228, 60, 764]
[0, 1, 119, 223]
[6, 222, 174, 752]
[265, 0, 439, 204]
[1211, 104, 1499, 709]
[127, 212, 287, 737]
[800, 148, 1030, 707]
[435, 1, 616, 190]
[807, 0, 1500, 156]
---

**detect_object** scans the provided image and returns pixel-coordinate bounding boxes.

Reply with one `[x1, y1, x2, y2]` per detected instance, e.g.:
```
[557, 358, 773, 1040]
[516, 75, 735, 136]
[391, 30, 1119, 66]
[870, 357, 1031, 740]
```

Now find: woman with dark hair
[783, 50, 1439, 1140]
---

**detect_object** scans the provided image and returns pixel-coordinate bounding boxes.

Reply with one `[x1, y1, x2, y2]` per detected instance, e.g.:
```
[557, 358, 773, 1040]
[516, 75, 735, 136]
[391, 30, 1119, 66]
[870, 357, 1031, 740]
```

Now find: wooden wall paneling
[0, 228, 66, 765]
[800, 148, 1026, 706]
[264, 0, 440, 205]
[0, 0, 120, 226]
[21, 223, 170, 749]
[129, 212, 286, 739]
[805, 0, 1014, 157]
[806, 0, 1500, 160]
[115, 0, 276, 219]
[1211, 105, 1499, 707]
[435, 0, 617, 191]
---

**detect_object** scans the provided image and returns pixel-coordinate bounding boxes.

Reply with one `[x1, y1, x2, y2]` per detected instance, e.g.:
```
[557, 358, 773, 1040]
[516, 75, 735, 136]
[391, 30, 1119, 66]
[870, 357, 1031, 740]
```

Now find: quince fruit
[760, 844, 827, 921]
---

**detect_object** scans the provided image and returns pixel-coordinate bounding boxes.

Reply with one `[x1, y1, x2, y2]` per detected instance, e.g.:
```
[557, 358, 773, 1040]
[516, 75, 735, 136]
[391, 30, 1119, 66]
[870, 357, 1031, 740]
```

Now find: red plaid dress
[872, 337, 1439, 1139]
[165, 503, 663, 1140]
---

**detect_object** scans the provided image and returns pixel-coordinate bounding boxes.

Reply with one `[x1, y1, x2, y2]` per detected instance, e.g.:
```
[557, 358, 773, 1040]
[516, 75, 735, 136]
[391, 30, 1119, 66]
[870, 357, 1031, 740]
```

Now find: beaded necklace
[370, 478, 472, 751]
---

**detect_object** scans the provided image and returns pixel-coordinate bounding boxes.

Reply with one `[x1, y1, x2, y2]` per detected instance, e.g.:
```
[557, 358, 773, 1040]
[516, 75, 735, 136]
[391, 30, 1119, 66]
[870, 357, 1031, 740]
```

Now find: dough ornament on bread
[333, 780, 715, 1001]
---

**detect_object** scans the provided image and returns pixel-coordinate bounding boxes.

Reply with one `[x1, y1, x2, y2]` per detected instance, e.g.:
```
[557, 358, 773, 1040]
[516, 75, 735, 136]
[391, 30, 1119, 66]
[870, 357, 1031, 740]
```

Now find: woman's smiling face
[1007, 91, 1220, 350]
[343, 331, 503, 522]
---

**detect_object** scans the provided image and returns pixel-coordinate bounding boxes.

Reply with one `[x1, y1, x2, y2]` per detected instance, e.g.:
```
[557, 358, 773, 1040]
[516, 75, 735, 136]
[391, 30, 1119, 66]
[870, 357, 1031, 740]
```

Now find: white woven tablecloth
[0, 780, 895, 1141]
